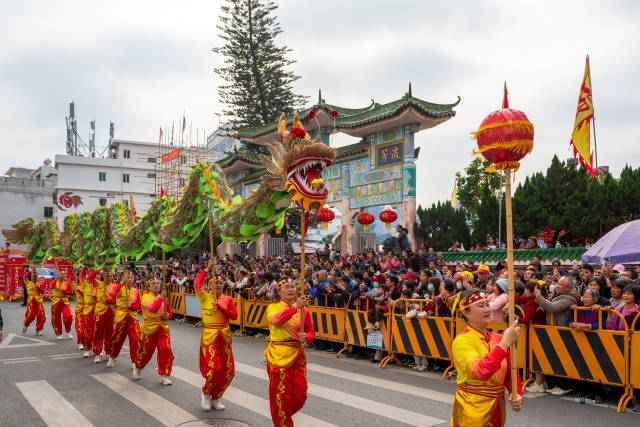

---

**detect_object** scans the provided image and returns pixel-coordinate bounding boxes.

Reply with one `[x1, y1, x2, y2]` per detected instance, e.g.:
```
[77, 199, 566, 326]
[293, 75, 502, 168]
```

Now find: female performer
[108, 271, 141, 369]
[22, 269, 46, 336]
[195, 259, 238, 411]
[74, 268, 85, 350]
[90, 269, 115, 363]
[133, 278, 174, 385]
[450, 288, 523, 427]
[82, 268, 97, 357]
[49, 270, 74, 340]
[265, 278, 315, 427]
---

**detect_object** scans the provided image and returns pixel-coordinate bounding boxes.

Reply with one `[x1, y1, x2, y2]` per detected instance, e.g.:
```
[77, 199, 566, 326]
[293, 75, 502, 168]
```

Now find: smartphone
[456, 261, 461, 266]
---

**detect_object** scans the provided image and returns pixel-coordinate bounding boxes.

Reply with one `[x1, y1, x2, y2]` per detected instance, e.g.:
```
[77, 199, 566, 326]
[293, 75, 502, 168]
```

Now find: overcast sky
[1, 0, 639, 207]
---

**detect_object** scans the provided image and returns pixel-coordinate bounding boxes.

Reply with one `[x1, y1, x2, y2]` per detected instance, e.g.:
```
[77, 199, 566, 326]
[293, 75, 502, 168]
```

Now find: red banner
[0, 255, 26, 298]
[161, 148, 180, 163]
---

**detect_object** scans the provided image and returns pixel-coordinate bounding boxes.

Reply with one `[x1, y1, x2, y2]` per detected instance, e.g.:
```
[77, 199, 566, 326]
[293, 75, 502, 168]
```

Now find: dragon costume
[3, 114, 335, 269]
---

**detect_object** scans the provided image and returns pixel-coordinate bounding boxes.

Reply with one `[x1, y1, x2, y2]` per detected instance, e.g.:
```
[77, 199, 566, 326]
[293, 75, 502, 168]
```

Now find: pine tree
[213, 0, 308, 128]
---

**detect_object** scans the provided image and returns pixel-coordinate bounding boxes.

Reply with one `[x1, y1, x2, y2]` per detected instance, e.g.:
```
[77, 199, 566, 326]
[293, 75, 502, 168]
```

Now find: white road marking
[51, 355, 84, 360]
[91, 373, 196, 427]
[1, 356, 40, 361]
[49, 353, 83, 357]
[172, 366, 336, 427]
[3, 359, 41, 364]
[235, 361, 445, 426]
[16, 380, 94, 427]
[0, 333, 56, 349]
[307, 362, 454, 404]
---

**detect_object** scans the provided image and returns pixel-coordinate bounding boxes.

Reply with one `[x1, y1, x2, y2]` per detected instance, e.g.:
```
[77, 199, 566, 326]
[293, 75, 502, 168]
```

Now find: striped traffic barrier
[619, 312, 640, 412]
[529, 307, 629, 411]
[168, 292, 186, 316]
[381, 299, 454, 370]
[243, 299, 270, 330]
[308, 305, 346, 342]
[338, 301, 392, 365]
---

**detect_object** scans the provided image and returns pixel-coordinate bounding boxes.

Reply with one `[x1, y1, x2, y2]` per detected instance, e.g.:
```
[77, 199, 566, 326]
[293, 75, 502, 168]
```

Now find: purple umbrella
[582, 219, 640, 264]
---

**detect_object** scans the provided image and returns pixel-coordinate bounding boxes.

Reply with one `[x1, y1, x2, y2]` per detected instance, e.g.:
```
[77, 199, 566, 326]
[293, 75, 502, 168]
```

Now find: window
[99, 198, 107, 206]
[123, 149, 131, 159]
[147, 173, 156, 178]
[149, 193, 156, 198]
[122, 173, 130, 183]
[179, 178, 186, 187]
[98, 172, 106, 182]
[147, 157, 156, 163]
[44, 207, 53, 218]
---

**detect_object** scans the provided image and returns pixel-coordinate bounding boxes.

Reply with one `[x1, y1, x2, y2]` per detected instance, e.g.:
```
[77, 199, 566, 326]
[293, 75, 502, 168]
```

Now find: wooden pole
[161, 249, 166, 292]
[504, 169, 518, 397]
[209, 212, 217, 299]
[299, 211, 307, 334]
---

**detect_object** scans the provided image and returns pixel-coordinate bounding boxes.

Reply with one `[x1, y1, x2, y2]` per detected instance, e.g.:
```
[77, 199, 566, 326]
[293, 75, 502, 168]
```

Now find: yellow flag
[570, 56, 595, 176]
[451, 179, 457, 209]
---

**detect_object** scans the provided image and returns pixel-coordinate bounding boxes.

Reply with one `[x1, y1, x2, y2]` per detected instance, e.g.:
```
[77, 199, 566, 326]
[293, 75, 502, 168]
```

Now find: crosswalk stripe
[307, 362, 454, 404]
[172, 366, 336, 427]
[16, 380, 94, 427]
[234, 361, 445, 426]
[91, 373, 195, 427]
[1, 356, 40, 361]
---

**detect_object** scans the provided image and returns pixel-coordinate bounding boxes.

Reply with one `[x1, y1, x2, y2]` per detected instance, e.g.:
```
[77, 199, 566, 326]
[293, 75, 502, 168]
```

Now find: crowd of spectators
[120, 244, 640, 411]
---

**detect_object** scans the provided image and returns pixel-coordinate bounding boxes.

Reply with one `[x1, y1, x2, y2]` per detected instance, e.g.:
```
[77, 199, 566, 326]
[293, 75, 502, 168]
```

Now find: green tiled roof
[235, 90, 459, 139]
[336, 140, 370, 159]
[244, 168, 267, 182]
[440, 247, 587, 264]
[217, 149, 261, 168]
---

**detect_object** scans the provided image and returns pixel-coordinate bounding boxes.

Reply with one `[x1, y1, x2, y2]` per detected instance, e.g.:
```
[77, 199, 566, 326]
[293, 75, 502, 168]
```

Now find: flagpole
[587, 55, 598, 171]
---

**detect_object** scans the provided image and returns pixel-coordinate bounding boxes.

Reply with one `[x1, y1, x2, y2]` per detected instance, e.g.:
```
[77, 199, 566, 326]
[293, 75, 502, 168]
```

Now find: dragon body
[3, 114, 336, 268]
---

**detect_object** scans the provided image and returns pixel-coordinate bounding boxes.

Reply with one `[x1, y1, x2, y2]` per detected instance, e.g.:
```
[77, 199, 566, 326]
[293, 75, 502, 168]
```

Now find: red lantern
[473, 109, 534, 171]
[315, 208, 335, 229]
[379, 208, 398, 230]
[357, 212, 375, 232]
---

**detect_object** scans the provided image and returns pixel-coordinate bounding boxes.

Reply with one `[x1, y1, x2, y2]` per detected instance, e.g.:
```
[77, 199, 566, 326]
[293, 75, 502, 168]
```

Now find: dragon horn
[293, 113, 311, 139]
[277, 113, 288, 139]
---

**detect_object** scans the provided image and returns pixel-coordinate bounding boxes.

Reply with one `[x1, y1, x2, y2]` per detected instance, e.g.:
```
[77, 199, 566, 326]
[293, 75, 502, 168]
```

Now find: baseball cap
[478, 265, 490, 273]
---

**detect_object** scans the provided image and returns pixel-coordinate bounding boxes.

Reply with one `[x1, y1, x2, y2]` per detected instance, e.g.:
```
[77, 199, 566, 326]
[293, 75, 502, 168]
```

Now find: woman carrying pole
[195, 259, 238, 411]
[450, 289, 523, 426]
[265, 277, 314, 427]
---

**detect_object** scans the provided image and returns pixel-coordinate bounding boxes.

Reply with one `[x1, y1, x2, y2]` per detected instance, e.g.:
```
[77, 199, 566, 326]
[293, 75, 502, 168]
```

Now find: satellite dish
[43, 158, 52, 165]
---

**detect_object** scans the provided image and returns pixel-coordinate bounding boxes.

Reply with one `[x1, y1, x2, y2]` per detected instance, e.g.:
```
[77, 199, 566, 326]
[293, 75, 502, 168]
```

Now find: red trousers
[136, 326, 174, 375]
[83, 309, 95, 351]
[111, 315, 140, 363]
[51, 301, 73, 336]
[93, 306, 114, 356]
[199, 334, 235, 399]
[24, 298, 46, 332]
[267, 353, 308, 427]
[75, 309, 84, 344]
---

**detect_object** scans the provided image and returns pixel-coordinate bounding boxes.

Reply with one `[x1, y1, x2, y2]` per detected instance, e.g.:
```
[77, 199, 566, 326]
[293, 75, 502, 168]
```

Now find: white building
[54, 139, 159, 226]
[1, 161, 57, 250]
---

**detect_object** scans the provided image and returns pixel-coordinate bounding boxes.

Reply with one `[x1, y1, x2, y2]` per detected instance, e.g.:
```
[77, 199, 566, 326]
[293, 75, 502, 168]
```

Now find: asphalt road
[1, 300, 638, 427]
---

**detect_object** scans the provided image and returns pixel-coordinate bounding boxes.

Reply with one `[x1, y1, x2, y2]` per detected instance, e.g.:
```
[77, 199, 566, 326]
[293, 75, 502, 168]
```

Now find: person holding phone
[132, 278, 174, 385]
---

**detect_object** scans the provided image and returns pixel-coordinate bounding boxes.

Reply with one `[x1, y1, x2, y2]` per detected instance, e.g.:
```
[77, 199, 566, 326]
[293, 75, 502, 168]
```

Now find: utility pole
[89, 120, 96, 157]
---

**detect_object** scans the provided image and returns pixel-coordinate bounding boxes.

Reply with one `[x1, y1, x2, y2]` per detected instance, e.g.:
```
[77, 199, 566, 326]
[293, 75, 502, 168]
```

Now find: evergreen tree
[213, 0, 307, 128]
[416, 202, 470, 251]
[455, 158, 502, 225]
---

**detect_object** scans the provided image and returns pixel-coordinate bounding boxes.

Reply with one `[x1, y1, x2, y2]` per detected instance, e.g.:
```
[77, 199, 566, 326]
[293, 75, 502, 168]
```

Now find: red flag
[502, 81, 509, 109]
[158, 126, 163, 144]
[129, 193, 137, 225]
[160, 186, 165, 199]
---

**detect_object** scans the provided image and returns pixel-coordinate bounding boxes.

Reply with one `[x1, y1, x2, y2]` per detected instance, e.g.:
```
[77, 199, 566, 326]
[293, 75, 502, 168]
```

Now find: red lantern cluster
[357, 212, 375, 232]
[315, 208, 335, 229]
[473, 109, 534, 171]
[308, 110, 317, 119]
[379, 208, 398, 230]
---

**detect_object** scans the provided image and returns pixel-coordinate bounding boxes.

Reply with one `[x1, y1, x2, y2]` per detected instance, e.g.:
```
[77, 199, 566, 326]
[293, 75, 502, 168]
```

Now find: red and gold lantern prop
[472, 109, 534, 172]
[379, 208, 398, 230]
[357, 212, 375, 232]
[315, 208, 335, 229]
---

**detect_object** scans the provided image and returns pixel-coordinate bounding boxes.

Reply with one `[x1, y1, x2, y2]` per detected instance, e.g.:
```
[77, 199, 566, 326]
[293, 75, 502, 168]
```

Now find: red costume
[89, 271, 114, 357]
[109, 283, 141, 363]
[265, 292, 315, 427]
[194, 270, 238, 400]
[23, 273, 46, 333]
[82, 269, 97, 352]
[75, 270, 85, 346]
[136, 292, 174, 376]
[49, 276, 74, 337]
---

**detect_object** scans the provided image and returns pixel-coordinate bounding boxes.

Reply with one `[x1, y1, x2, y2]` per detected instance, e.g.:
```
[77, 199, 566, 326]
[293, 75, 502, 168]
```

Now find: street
[1, 301, 638, 427]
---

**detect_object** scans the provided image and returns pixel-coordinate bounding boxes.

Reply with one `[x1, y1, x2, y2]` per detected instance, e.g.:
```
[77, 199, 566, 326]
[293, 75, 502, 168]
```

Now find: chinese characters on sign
[376, 141, 403, 168]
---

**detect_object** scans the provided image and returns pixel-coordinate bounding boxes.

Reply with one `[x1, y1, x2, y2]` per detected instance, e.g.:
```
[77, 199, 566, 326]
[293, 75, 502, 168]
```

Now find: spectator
[606, 284, 640, 331]
[534, 276, 580, 327]
[609, 279, 628, 309]
[520, 281, 548, 393]
[489, 279, 508, 322]
[585, 278, 611, 307]
[567, 289, 600, 331]
[448, 241, 465, 252]
[475, 265, 491, 289]
[396, 225, 410, 251]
